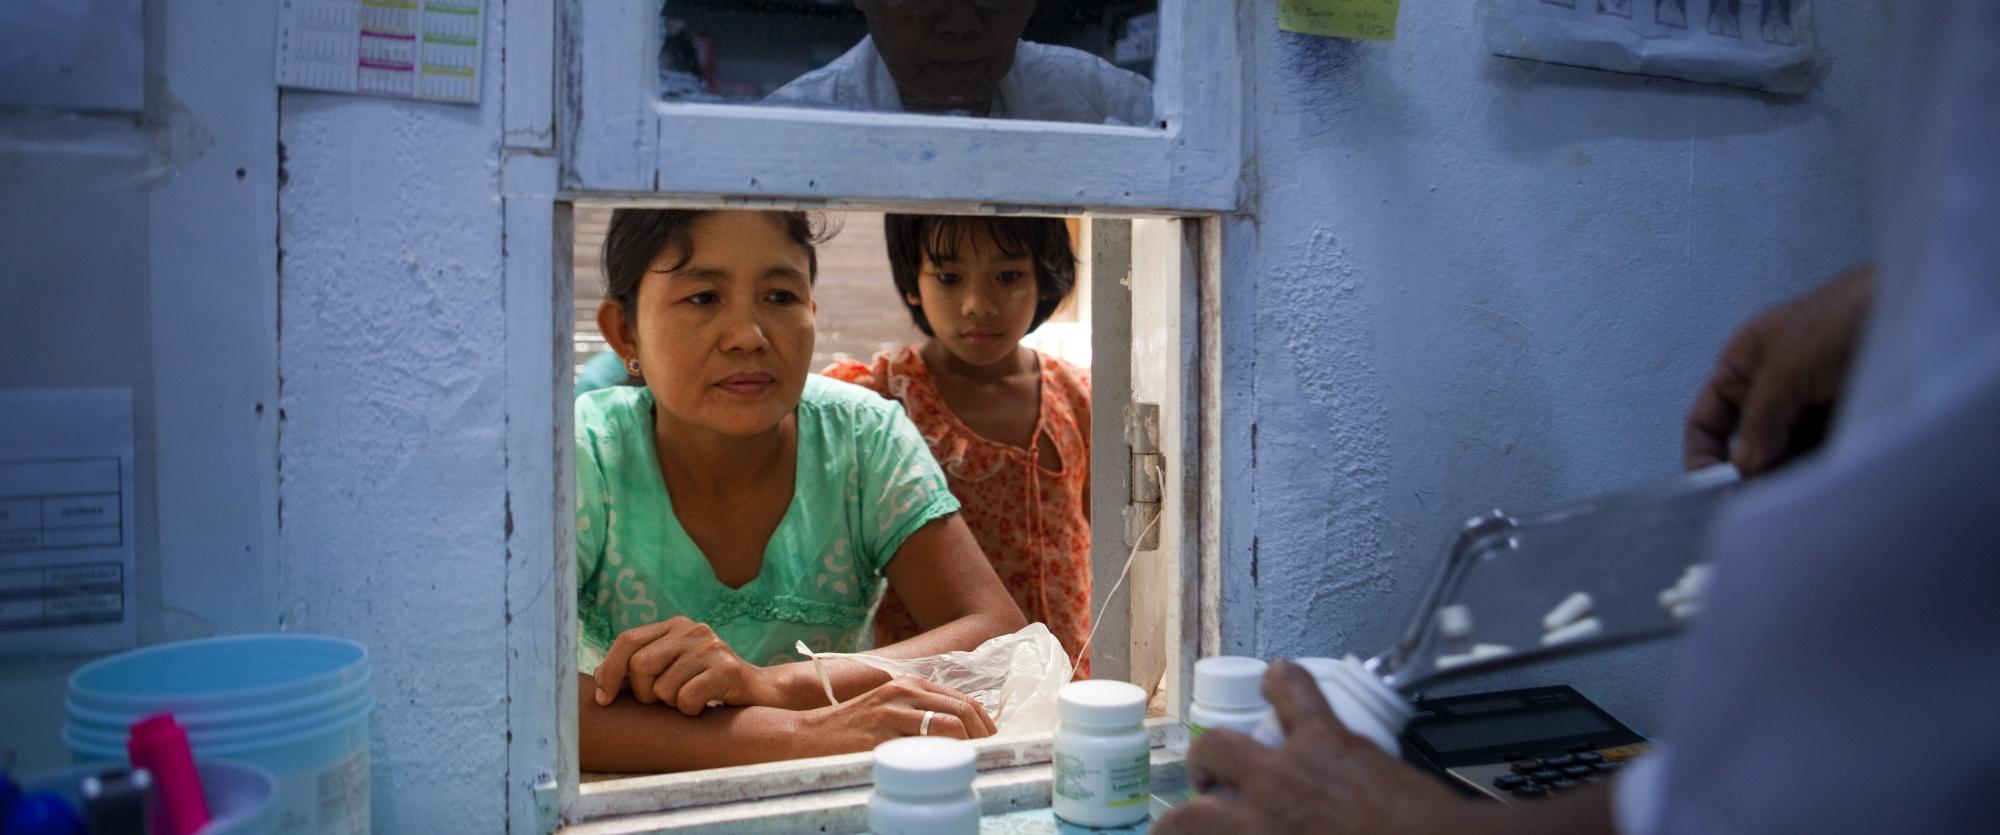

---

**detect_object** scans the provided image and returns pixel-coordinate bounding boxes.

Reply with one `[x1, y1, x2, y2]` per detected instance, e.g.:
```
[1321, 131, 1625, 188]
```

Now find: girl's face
[619, 212, 817, 438]
[907, 225, 1040, 368]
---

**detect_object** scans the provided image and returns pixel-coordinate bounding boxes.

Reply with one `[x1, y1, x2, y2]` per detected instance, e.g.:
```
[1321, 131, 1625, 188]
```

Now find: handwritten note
[1279, 0, 1400, 42]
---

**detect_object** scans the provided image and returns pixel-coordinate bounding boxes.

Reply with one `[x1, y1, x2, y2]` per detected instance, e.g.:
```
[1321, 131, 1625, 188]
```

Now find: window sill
[566, 718, 1188, 833]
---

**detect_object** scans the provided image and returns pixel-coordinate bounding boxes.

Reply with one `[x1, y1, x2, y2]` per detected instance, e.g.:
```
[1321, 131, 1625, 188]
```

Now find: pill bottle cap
[1300, 656, 1414, 737]
[872, 737, 976, 798]
[1292, 657, 1344, 682]
[1192, 657, 1268, 710]
[1058, 680, 1147, 729]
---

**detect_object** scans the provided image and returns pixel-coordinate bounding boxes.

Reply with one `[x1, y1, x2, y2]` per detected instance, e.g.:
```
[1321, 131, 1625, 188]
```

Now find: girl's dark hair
[600, 209, 830, 323]
[883, 214, 1079, 337]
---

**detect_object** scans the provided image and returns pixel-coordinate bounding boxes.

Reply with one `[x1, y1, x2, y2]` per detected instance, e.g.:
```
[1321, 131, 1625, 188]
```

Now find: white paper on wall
[0, 0, 144, 111]
[1480, 0, 1816, 95]
[0, 389, 138, 656]
[278, 0, 484, 105]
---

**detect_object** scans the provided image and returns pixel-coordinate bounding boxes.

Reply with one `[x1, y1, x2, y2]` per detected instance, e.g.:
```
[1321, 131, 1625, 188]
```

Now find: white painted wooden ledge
[566, 719, 1188, 833]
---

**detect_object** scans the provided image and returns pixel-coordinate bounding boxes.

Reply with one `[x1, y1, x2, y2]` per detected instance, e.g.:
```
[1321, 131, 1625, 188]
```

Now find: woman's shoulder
[575, 385, 650, 430]
[798, 375, 940, 485]
[573, 388, 654, 487]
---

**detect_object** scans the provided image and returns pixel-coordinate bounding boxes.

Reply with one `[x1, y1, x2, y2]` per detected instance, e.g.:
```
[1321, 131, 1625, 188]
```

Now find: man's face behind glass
[857, 0, 1037, 114]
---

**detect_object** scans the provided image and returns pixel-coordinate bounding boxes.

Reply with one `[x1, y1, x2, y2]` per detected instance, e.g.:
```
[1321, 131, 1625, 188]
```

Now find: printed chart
[279, 0, 484, 105]
[0, 390, 137, 656]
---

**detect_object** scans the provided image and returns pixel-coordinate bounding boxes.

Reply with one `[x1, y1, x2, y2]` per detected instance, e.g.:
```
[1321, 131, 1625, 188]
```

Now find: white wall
[274, 6, 515, 831]
[1216, 2, 1881, 732]
[2, 2, 510, 830]
[0, 0, 280, 774]
[0, 111, 157, 773]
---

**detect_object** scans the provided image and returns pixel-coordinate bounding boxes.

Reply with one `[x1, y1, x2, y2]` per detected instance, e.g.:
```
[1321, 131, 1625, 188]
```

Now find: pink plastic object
[127, 713, 211, 835]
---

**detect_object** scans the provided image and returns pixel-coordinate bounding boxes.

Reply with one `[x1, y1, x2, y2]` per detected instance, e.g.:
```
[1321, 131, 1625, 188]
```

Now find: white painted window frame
[560, 0, 1242, 213]
[501, 1, 1241, 831]
[537, 204, 1217, 834]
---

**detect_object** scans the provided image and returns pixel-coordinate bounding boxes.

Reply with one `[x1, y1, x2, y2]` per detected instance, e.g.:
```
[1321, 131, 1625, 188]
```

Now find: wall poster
[1481, 0, 1816, 94]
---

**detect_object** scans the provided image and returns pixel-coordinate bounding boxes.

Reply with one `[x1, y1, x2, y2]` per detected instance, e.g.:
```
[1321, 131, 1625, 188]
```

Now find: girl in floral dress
[824, 214, 1093, 677]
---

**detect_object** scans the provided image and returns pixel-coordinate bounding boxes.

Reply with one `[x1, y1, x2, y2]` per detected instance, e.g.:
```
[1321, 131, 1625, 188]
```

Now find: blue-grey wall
[0, 0, 280, 775]
[1, 1, 1883, 829]
[1217, 2, 1881, 733]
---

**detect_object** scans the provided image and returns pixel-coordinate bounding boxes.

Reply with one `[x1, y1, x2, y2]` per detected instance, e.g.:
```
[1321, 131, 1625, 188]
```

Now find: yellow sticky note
[1279, 0, 1400, 41]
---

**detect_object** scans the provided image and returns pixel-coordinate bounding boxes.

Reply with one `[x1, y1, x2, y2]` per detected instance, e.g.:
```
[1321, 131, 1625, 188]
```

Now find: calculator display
[1412, 706, 1614, 753]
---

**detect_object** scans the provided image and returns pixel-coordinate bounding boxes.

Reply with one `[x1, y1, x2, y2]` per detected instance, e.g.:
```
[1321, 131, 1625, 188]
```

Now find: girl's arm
[762, 515, 1028, 707]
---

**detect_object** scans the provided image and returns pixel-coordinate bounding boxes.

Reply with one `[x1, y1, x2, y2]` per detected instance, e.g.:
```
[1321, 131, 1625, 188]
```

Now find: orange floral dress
[822, 345, 1094, 678]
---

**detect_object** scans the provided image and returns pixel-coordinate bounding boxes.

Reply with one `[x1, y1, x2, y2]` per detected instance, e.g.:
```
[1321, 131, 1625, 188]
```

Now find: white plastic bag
[796, 622, 1073, 736]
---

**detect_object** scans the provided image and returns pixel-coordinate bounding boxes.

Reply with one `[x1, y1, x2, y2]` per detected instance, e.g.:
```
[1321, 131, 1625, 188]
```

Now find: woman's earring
[625, 359, 641, 378]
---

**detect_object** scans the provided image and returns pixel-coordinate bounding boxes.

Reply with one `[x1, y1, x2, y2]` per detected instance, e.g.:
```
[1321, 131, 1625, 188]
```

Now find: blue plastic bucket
[26, 761, 277, 835]
[66, 669, 373, 740]
[63, 635, 373, 835]
[64, 684, 371, 750]
[68, 635, 368, 715]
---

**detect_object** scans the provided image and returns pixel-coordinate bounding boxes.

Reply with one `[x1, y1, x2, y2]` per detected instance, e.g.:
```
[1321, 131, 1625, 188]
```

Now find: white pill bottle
[869, 737, 979, 835]
[1251, 656, 1413, 756]
[1052, 680, 1151, 828]
[1187, 656, 1272, 739]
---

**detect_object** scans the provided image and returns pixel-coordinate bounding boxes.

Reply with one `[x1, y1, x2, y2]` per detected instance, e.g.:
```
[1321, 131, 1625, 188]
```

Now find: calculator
[1398, 685, 1650, 802]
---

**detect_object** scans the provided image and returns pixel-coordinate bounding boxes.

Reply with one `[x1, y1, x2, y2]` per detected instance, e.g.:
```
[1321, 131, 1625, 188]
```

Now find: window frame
[536, 201, 1219, 833]
[559, 0, 1242, 212]
[502, 0, 1242, 828]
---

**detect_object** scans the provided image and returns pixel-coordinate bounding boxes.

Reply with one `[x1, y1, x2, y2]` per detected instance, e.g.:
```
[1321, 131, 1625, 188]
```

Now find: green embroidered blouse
[575, 376, 961, 673]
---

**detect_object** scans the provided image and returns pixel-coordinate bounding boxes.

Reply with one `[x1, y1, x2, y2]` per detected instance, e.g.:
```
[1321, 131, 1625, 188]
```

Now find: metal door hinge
[532, 771, 558, 833]
[1125, 402, 1162, 550]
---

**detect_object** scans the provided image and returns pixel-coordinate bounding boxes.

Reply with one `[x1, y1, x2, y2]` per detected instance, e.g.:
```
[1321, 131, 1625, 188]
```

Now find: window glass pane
[568, 206, 1106, 776]
[660, 0, 1159, 127]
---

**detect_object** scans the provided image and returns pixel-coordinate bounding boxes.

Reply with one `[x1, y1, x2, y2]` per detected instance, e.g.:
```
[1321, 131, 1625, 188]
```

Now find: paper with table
[0, 389, 138, 656]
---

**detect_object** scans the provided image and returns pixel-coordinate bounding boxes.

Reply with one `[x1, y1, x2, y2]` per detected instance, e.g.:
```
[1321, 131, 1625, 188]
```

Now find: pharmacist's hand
[803, 677, 997, 747]
[592, 616, 780, 715]
[1686, 265, 1874, 477]
[1154, 661, 1475, 835]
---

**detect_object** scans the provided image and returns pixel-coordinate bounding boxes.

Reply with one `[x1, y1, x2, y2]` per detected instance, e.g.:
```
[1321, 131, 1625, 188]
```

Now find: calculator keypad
[1462, 746, 1647, 802]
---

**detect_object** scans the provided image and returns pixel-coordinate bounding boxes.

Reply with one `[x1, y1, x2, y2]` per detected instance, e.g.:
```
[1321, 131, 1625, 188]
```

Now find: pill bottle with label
[1187, 656, 1271, 739]
[869, 737, 979, 835]
[1052, 679, 1151, 828]
[1251, 656, 1412, 757]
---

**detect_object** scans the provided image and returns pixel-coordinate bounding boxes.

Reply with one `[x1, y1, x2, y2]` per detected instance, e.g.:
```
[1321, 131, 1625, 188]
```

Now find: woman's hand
[592, 616, 784, 715]
[799, 676, 999, 749]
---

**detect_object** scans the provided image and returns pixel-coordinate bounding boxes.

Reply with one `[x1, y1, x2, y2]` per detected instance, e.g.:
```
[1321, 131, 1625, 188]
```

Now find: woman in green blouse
[575, 208, 1027, 773]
